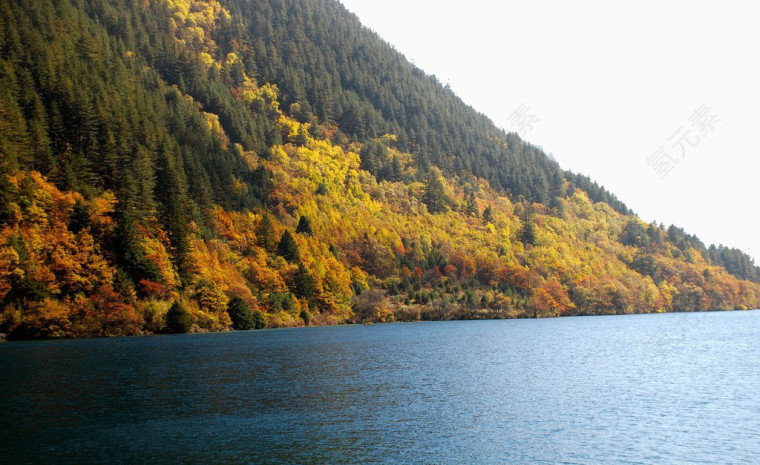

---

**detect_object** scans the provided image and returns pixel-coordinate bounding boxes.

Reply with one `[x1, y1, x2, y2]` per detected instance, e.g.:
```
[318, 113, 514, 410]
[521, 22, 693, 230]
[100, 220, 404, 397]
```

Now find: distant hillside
[0, 0, 758, 339]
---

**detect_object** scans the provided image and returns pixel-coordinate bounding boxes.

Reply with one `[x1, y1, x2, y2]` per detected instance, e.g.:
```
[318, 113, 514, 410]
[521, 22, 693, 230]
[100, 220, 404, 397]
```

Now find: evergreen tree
[388, 155, 403, 182]
[465, 191, 479, 217]
[518, 206, 537, 246]
[227, 296, 261, 330]
[549, 195, 565, 217]
[291, 263, 315, 300]
[296, 215, 313, 235]
[165, 301, 192, 334]
[422, 169, 448, 214]
[277, 230, 300, 263]
[483, 205, 493, 224]
[257, 214, 276, 253]
[69, 199, 91, 234]
[621, 220, 649, 248]
[253, 310, 267, 330]
[294, 124, 309, 146]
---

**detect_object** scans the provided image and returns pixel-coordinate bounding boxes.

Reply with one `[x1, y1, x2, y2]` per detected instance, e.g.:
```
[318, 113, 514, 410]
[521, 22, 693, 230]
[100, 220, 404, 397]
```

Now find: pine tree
[465, 191, 479, 217]
[388, 155, 403, 182]
[227, 296, 259, 330]
[257, 213, 276, 253]
[422, 169, 448, 214]
[518, 206, 537, 246]
[291, 263, 315, 300]
[296, 215, 312, 235]
[549, 195, 565, 217]
[276, 230, 300, 262]
[165, 301, 192, 333]
[483, 205, 493, 224]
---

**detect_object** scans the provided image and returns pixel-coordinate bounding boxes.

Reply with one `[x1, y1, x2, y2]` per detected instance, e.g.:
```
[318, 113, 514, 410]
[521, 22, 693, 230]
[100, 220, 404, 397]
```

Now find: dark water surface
[1, 311, 759, 464]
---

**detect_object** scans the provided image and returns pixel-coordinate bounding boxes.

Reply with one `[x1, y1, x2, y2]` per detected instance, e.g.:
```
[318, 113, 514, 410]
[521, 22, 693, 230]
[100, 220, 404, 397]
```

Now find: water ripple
[1, 312, 759, 464]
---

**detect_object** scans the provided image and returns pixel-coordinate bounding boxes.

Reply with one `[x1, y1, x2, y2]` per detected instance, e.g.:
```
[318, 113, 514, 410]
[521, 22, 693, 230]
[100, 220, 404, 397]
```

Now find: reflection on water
[1, 311, 759, 464]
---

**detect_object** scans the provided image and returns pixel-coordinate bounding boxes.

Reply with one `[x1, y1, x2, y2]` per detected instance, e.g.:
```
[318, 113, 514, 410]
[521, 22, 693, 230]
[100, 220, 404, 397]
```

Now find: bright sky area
[339, 0, 760, 262]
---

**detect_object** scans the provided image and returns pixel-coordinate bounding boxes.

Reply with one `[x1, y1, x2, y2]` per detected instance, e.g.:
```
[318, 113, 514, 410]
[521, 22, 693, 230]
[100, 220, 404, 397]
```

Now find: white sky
[339, 0, 760, 263]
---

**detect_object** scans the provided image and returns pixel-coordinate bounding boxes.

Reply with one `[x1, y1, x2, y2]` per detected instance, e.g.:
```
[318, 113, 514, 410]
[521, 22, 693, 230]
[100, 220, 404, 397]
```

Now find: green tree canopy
[165, 301, 192, 334]
[296, 215, 313, 235]
[277, 230, 300, 263]
[227, 296, 265, 330]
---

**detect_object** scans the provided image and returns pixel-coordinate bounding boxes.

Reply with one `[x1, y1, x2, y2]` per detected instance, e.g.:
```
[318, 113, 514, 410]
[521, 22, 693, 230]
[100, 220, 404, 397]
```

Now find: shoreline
[3, 307, 757, 343]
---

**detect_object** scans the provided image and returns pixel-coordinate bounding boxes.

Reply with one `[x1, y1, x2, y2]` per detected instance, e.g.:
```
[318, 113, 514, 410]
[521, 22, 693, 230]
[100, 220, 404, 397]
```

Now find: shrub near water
[165, 301, 192, 334]
[227, 296, 266, 330]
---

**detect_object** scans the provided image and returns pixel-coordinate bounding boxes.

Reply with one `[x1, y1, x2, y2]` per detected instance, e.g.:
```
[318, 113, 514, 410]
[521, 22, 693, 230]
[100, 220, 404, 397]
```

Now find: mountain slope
[226, 0, 631, 212]
[0, 0, 758, 338]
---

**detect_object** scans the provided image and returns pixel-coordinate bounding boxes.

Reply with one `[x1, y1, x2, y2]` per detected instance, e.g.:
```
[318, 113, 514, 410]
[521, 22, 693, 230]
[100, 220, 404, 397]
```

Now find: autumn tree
[528, 280, 573, 318]
[87, 285, 141, 337]
[353, 289, 393, 323]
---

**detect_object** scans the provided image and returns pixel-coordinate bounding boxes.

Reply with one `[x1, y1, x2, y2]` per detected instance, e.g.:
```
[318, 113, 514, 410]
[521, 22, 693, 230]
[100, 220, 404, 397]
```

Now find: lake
[1, 310, 759, 464]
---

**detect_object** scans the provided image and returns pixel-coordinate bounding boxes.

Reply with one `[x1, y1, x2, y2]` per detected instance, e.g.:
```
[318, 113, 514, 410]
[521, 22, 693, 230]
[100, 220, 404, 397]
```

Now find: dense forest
[1, 0, 759, 339]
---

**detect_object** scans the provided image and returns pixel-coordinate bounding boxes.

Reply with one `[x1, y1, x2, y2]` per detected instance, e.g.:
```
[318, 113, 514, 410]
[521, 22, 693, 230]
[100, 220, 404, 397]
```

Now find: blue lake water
[1, 310, 759, 464]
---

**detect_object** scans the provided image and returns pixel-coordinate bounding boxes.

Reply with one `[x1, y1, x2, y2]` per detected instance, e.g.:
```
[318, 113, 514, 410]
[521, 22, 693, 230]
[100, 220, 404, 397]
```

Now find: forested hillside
[226, 0, 632, 212]
[1, 0, 758, 339]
